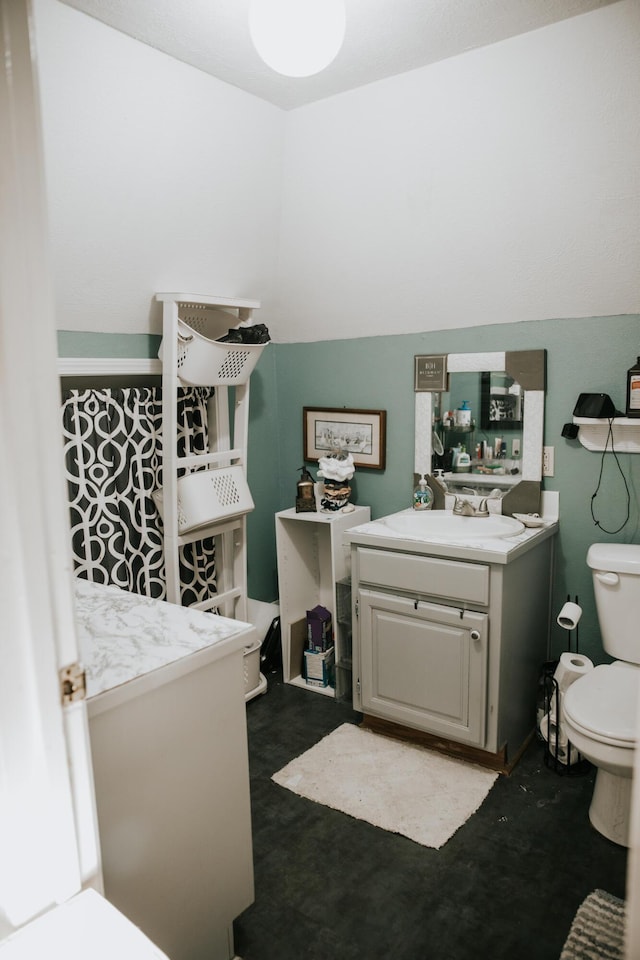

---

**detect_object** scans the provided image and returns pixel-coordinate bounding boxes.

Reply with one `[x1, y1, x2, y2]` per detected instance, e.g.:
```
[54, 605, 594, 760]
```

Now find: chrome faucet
[453, 496, 490, 517]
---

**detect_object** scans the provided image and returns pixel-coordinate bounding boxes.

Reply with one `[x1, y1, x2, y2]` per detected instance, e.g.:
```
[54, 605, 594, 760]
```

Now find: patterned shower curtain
[61, 386, 217, 605]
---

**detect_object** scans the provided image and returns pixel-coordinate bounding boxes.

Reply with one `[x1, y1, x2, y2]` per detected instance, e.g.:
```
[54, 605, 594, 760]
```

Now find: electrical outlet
[542, 445, 555, 477]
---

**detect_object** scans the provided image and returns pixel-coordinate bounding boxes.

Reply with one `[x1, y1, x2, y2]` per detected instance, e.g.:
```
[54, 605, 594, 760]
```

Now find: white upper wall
[34, 0, 284, 336]
[34, 0, 638, 342]
[276, 0, 640, 341]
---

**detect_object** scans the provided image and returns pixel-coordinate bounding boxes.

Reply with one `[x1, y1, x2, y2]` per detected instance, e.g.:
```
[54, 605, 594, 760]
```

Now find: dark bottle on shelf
[626, 356, 640, 418]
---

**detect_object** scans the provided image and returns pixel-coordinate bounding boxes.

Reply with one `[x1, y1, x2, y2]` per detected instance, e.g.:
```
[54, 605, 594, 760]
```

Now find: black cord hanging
[590, 417, 630, 535]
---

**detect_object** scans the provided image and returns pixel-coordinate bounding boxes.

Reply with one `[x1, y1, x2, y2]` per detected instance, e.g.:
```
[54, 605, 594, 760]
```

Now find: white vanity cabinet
[346, 521, 557, 769]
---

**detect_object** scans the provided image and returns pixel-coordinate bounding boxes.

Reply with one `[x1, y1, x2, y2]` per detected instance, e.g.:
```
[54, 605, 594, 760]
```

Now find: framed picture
[303, 407, 387, 471]
[414, 354, 448, 392]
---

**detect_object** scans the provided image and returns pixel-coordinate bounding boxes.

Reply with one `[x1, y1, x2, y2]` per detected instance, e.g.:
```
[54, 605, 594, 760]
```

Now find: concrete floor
[234, 671, 627, 960]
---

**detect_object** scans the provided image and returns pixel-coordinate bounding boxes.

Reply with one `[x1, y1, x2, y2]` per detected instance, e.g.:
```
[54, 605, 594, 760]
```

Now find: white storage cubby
[275, 506, 370, 697]
[156, 294, 267, 700]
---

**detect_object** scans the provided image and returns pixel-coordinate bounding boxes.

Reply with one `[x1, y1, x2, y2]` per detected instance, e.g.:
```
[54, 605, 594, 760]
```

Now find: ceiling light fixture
[249, 0, 346, 78]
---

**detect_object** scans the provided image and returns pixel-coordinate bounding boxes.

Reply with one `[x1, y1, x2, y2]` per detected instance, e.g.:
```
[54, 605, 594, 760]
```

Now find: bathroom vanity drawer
[357, 547, 489, 606]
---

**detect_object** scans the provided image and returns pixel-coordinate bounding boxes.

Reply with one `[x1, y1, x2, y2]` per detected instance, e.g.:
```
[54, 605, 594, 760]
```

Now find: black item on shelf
[573, 393, 622, 419]
[627, 356, 640, 417]
[218, 323, 271, 344]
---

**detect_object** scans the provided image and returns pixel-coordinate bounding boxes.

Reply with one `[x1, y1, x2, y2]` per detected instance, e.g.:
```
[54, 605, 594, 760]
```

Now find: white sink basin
[383, 510, 525, 541]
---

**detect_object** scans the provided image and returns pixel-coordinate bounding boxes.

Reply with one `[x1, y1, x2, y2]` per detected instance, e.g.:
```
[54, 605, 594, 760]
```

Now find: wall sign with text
[414, 354, 448, 392]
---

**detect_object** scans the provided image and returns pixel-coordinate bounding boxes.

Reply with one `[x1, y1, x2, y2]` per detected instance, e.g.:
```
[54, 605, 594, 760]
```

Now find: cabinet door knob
[470, 629, 481, 642]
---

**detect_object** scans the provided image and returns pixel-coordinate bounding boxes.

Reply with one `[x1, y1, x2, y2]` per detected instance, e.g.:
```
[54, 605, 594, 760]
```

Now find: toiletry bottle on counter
[455, 451, 471, 472]
[296, 466, 317, 513]
[626, 357, 640, 418]
[413, 476, 434, 510]
[455, 400, 471, 427]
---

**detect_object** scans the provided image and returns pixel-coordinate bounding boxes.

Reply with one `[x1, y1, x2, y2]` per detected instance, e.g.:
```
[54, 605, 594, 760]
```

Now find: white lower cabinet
[349, 531, 555, 766]
[359, 589, 488, 747]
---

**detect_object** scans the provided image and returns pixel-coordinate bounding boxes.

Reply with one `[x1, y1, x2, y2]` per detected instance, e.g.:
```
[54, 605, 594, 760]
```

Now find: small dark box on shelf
[306, 605, 333, 652]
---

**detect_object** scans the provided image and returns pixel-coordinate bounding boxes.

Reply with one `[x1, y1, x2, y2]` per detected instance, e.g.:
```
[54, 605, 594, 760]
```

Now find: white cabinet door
[359, 589, 488, 747]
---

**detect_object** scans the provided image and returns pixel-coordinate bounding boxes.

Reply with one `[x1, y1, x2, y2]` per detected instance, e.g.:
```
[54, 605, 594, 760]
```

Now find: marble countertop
[74, 579, 253, 699]
[343, 508, 558, 564]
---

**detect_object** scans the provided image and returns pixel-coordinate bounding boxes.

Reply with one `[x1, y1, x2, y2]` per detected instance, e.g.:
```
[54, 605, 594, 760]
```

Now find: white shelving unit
[156, 293, 267, 625]
[573, 416, 640, 453]
[275, 506, 370, 697]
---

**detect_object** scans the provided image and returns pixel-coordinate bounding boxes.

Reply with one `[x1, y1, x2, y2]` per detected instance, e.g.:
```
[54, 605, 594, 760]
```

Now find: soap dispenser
[296, 466, 317, 513]
[455, 400, 471, 427]
[413, 475, 434, 511]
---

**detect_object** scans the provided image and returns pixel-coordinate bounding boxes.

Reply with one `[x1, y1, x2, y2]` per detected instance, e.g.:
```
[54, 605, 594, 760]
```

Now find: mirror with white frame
[415, 350, 546, 516]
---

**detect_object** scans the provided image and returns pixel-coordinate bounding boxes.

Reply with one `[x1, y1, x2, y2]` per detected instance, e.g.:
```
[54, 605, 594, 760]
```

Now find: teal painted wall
[58, 314, 640, 664]
[57, 331, 162, 358]
[268, 315, 640, 664]
[244, 347, 280, 601]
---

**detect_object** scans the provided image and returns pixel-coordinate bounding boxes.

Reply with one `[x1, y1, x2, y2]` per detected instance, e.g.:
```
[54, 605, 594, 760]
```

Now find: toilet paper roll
[557, 601, 583, 631]
[540, 713, 580, 766]
[540, 712, 568, 747]
[548, 651, 594, 720]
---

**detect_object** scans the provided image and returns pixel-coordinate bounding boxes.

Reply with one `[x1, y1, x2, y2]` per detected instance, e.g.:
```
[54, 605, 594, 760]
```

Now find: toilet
[562, 543, 640, 847]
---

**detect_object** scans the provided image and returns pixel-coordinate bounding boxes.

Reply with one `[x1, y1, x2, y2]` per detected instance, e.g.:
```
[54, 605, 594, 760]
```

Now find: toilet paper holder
[538, 664, 590, 777]
[557, 599, 583, 633]
[536, 595, 591, 776]
[556, 593, 583, 652]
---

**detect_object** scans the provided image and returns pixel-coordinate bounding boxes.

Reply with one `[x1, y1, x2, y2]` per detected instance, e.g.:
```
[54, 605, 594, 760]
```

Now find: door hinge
[60, 662, 87, 705]
[355, 599, 359, 618]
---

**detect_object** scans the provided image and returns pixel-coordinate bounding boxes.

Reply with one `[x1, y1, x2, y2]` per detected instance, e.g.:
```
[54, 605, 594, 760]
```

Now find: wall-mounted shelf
[441, 423, 476, 436]
[573, 416, 640, 453]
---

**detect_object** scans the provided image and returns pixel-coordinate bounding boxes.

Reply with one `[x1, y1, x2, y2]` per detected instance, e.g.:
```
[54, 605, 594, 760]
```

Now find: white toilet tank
[587, 543, 640, 661]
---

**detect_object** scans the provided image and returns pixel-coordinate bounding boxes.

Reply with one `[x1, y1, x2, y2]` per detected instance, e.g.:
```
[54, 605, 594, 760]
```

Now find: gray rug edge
[560, 888, 625, 960]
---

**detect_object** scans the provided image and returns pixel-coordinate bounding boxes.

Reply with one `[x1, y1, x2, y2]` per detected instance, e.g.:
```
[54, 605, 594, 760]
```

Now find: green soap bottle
[413, 476, 434, 511]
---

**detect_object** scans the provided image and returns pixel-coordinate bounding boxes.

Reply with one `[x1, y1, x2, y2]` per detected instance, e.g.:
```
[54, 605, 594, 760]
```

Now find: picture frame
[303, 407, 387, 471]
[414, 354, 448, 392]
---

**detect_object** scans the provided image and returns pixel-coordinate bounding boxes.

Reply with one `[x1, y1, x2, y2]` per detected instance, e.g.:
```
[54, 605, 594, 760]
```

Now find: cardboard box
[289, 618, 307, 680]
[304, 646, 335, 687]
[306, 605, 333, 652]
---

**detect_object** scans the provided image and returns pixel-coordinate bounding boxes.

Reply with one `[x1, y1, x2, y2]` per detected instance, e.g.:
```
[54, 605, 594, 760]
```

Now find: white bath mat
[272, 723, 499, 849]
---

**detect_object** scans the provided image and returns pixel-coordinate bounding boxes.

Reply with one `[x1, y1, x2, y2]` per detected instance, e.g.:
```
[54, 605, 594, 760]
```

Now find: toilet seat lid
[563, 664, 638, 745]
